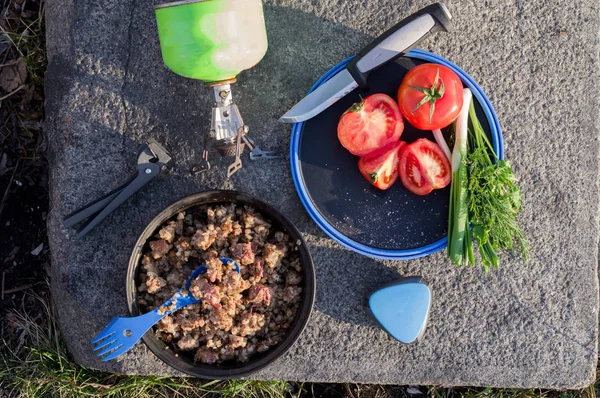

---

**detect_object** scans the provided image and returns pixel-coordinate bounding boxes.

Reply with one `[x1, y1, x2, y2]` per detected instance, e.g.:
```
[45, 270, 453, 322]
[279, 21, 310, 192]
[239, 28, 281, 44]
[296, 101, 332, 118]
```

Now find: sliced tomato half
[338, 93, 404, 157]
[358, 141, 406, 190]
[398, 138, 451, 196]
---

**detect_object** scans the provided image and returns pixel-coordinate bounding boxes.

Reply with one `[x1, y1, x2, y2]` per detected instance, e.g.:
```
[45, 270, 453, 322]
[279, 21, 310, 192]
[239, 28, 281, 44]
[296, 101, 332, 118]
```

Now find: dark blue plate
[290, 50, 503, 260]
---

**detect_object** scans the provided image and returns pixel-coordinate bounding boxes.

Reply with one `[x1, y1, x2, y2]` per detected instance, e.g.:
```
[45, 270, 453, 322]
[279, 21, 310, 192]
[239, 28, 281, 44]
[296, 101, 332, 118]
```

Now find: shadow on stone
[49, 1, 388, 374]
[45, 0, 600, 387]
[308, 243, 411, 328]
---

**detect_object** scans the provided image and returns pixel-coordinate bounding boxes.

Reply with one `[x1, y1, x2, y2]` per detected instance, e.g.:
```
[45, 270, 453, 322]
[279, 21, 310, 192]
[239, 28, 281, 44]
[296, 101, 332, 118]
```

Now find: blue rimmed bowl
[289, 49, 503, 260]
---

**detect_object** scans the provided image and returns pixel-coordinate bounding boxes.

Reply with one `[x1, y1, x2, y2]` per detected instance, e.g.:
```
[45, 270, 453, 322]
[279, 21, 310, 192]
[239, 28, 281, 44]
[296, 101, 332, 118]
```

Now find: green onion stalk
[448, 88, 473, 266]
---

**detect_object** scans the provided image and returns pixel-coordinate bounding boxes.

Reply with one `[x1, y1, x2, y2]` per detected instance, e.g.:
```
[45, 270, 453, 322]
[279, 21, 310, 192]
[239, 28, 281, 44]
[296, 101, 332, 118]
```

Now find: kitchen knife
[279, 3, 452, 124]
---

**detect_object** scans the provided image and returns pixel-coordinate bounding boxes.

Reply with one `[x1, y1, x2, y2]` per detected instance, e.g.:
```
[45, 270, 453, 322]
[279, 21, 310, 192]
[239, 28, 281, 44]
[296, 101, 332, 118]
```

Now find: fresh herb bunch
[466, 101, 528, 271]
[448, 90, 528, 272]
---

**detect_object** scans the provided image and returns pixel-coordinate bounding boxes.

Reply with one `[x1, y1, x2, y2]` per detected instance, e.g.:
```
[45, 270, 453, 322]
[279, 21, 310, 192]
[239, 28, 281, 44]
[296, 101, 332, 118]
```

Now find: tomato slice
[358, 141, 406, 190]
[398, 138, 451, 195]
[338, 93, 404, 157]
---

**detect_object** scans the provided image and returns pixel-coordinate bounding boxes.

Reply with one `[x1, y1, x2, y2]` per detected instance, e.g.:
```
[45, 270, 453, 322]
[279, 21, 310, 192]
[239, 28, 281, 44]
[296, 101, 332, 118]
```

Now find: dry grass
[0, 0, 46, 221]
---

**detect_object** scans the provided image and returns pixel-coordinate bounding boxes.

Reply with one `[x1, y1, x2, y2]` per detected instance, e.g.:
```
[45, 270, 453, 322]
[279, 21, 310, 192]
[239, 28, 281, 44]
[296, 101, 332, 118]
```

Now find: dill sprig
[465, 101, 528, 271]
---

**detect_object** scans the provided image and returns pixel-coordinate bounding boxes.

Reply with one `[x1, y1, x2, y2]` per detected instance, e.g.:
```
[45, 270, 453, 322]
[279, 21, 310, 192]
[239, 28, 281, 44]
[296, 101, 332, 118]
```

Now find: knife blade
[279, 3, 452, 124]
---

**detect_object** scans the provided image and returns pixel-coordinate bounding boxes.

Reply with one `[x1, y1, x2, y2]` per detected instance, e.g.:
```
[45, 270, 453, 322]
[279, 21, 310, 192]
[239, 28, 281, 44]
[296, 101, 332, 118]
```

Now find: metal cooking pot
[154, 0, 269, 84]
[126, 190, 315, 379]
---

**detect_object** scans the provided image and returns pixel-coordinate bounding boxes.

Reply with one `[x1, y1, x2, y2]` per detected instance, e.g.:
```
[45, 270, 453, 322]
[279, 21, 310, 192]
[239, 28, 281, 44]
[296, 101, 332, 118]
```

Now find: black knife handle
[346, 3, 452, 90]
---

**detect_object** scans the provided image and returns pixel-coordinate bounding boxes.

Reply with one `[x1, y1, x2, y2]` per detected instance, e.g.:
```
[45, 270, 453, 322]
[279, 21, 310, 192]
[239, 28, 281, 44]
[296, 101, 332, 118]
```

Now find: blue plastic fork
[91, 257, 240, 361]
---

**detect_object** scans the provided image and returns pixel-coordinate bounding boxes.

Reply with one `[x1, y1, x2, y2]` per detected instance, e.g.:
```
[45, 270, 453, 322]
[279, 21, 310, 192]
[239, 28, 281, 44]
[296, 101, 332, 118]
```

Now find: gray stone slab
[45, 0, 599, 388]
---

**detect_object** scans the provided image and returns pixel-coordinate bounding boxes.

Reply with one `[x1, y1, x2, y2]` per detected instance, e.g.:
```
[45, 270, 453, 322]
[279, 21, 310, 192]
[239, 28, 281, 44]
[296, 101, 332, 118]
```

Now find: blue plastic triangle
[368, 278, 431, 344]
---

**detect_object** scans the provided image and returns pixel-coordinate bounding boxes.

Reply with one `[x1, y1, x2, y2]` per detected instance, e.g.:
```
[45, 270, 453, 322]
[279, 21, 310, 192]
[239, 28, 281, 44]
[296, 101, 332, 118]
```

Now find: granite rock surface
[45, 0, 600, 387]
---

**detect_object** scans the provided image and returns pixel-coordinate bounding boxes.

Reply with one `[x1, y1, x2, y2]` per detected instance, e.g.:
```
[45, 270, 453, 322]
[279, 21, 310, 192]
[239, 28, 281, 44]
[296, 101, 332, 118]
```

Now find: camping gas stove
[154, 0, 280, 177]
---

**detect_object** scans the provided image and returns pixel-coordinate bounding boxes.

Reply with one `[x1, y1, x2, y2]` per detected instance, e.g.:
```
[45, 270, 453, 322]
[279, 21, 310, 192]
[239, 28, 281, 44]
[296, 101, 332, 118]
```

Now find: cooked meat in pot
[136, 204, 303, 364]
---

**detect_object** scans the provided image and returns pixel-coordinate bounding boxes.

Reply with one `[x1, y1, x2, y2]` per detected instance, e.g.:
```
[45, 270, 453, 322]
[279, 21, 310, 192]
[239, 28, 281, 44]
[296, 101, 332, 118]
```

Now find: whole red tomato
[397, 63, 463, 130]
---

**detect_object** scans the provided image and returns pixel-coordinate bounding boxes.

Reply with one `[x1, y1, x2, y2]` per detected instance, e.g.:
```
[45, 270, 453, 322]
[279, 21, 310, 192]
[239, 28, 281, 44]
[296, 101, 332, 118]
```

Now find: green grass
[0, 284, 291, 398]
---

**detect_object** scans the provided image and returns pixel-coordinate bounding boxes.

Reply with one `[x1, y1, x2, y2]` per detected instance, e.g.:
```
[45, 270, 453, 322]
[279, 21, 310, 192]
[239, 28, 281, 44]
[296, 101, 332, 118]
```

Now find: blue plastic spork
[91, 257, 240, 361]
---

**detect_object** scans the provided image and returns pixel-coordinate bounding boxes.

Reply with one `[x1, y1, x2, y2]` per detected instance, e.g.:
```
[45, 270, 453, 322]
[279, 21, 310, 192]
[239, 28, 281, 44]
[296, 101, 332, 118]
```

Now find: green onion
[447, 88, 473, 266]
[432, 128, 451, 161]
